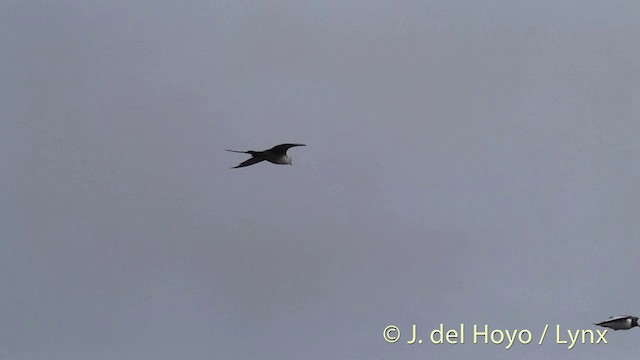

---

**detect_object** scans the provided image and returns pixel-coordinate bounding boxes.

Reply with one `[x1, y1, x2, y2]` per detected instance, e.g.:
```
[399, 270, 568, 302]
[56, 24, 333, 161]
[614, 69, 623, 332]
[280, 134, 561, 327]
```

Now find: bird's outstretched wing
[595, 315, 629, 326]
[232, 157, 265, 169]
[268, 143, 306, 154]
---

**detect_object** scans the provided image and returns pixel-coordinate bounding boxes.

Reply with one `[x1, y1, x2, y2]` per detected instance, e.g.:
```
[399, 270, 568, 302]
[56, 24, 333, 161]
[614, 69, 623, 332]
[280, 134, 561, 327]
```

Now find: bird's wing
[598, 315, 629, 324]
[232, 157, 265, 169]
[268, 143, 306, 155]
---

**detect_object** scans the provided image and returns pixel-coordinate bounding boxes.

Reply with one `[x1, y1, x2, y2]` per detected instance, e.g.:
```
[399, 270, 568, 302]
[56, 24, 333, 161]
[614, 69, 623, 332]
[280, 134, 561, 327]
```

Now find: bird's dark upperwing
[268, 143, 306, 155]
[596, 316, 628, 326]
[232, 157, 265, 169]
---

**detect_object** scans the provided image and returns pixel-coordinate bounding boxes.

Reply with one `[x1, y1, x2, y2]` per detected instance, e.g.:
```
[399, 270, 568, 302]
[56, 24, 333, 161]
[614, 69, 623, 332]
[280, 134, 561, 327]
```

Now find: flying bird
[226, 143, 306, 169]
[594, 315, 640, 331]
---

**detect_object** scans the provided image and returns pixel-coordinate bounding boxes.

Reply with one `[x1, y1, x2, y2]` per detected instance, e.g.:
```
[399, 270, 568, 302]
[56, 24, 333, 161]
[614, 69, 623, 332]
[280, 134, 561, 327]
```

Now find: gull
[226, 143, 306, 169]
[594, 315, 640, 331]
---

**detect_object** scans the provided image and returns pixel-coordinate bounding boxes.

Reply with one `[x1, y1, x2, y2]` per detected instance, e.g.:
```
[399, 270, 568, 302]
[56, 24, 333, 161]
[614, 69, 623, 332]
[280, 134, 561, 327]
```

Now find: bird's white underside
[269, 155, 291, 165]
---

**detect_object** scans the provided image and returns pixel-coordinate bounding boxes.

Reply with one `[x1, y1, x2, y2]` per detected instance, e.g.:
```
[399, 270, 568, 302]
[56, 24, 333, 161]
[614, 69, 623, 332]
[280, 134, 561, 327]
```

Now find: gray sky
[2, 1, 640, 359]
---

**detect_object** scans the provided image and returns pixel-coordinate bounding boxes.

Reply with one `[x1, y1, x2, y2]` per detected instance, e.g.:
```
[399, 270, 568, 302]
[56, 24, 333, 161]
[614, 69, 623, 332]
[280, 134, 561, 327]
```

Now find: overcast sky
[2, 1, 640, 359]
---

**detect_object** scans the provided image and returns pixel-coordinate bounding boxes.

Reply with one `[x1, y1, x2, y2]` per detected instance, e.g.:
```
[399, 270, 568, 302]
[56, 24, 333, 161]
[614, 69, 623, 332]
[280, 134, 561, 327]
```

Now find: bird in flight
[594, 315, 640, 331]
[226, 143, 306, 169]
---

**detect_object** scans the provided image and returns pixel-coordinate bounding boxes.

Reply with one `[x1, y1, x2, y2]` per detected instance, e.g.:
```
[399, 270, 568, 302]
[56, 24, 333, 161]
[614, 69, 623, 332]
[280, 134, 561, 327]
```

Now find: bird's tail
[225, 149, 249, 154]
